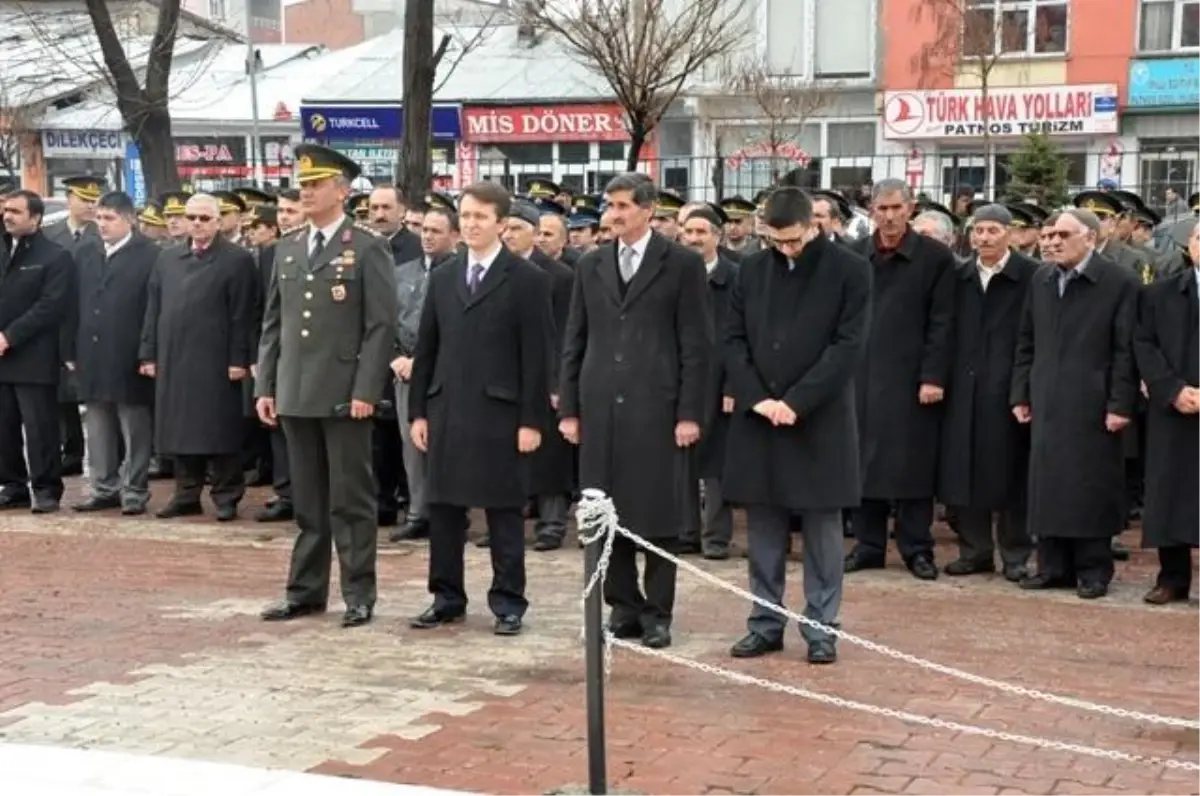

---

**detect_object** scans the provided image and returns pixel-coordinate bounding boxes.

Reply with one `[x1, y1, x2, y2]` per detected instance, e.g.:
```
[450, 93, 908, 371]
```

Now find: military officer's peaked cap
[1072, 190, 1123, 217]
[752, 188, 773, 211]
[248, 205, 279, 227]
[525, 179, 561, 199]
[654, 188, 685, 218]
[915, 199, 960, 228]
[346, 192, 370, 216]
[426, 191, 457, 212]
[1131, 206, 1161, 227]
[1107, 189, 1146, 213]
[160, 191, 193, 217]
[718, 195, 757, 220]
[1013, 201, 1048, 227]
[568, 208, 601, 229]
[234, 186, 275, 208]
[534, 197, 568, 217]
[572, 194, 601, 212]
[810, 190, 852, 223]
[294, 142, 362, 184]
[62, 175, 107, 202]
[212, 190, 248, 215]
[138, 202, 166, 227]
[1005, 204, 1036, 229]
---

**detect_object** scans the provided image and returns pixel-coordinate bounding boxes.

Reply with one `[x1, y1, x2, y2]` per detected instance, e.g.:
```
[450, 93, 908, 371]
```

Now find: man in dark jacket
[408, 181, 554, 637]
[1011, 208, 1139, 599]
[0, 191, 74, 512]
[1132, 222, 1198, 605]
[937, 204, 1036, 581]
[139, 194, 258, 522]
[679, 205, 738, 560]
[723, 188, 871, 664]
[560, 173, 712, 650]
[846, 179, 956, 580]
[66, 191, 158, 515]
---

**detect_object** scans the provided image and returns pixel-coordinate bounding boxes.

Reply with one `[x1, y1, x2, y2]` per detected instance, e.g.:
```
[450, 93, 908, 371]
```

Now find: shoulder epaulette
[353, 221, 382, 237]
[290, 227, 306, 242]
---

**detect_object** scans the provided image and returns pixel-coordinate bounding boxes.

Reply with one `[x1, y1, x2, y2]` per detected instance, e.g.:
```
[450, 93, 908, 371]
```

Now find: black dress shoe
[156, 501, 203, 519]
[31, 500, 60, 514]
[607, 620, 643, 639]
[73, 496, 121, 512]
[474, 533, 490, 548]
[121, 504, 147, 516]
[908, 554, 939, 580]
[641, 625, 671, 649]
[1019, 573, 1070, 590]
[410, 606, 465, 629]
[1076, 581, 1108, 599]
[843, 551, 885, 573]
[1111, 539, 1131, 561]
[0, 493, 31, 510]
[255, 502, 293, 522]
[341, 604, 373, 627]
[260, 601, 327, 621]
[730, 632, 783, 658]
[215, 504, 238, 522]
[1002, 563, 1029, 582]
[389, 519, 429, 542]
[494, 614, 522, 635]
[807, 639, 838, 664]
[532, 536, 563, 552]
[674, 539, 702, 555]
[702, 546, 730, 561]
[943, 557, 993, 576]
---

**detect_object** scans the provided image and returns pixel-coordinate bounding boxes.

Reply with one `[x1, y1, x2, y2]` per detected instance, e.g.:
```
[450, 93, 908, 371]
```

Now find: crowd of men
[0, 152, 1196, 666]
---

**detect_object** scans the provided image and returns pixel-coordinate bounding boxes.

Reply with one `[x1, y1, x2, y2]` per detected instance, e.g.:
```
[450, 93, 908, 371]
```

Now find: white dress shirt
[466, 242, 503, 284]
[617, 228, 653, 278]
[104, 232, 133, 258]
[308, 217, 344, 257]
[705, 256, 719, 276]
[976, 250, 1010, 291]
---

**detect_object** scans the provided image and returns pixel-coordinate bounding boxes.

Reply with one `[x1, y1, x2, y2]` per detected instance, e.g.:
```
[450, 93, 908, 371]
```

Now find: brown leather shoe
[1143, 585, 1188, 605]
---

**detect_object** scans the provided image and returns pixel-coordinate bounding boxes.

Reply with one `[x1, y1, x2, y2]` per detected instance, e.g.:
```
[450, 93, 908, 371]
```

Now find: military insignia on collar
[342, 227, 353, 244]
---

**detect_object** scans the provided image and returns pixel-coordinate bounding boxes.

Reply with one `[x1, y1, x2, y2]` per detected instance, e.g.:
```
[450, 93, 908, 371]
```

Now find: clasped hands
[753, 399, 797, 426]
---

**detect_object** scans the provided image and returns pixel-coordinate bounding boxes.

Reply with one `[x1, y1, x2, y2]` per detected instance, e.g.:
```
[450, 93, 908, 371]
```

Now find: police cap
[568, 208, 601, 230]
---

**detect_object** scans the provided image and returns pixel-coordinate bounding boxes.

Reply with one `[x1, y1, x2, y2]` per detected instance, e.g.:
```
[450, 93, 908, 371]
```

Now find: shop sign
[331, 144, 399, 163]
[174, 136, 247, 177]
[260, 136, 295, 165]
[463, 104, 629, 143]
[300, 104, 463, 141]
[882, 85, 1119, 140]
[42, 129, 126, 158]
[123, 140, 145, 206]
[1128, 58, 1200, 109]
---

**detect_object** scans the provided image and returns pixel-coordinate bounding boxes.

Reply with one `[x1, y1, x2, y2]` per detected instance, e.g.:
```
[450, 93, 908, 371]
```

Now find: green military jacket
[1101, 238, 1155, 286]
[256, 215, 398, 417]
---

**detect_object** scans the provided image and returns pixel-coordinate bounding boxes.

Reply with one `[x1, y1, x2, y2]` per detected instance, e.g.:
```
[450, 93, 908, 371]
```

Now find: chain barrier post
[580, 489, 608, 795]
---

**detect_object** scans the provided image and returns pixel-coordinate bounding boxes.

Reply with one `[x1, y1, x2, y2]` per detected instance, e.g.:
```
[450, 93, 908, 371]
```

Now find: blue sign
[123, 140, 146, 207]
[1128, 58, 1200, 108]
[300, 104, 463, 141]
[1094, 95, 1118, 113]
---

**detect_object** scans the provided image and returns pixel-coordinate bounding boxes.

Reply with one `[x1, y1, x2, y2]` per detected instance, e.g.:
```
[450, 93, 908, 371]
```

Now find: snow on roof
[303, 23, 615, 104]
[0, 5, 218, 107]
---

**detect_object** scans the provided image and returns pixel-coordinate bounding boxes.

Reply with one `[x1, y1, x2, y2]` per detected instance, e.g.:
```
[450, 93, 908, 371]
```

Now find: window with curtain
[765, 0, 808, 75]
[826, 122, 876, 158]
[963, 0, 1069, 56]
[814, 0, 872, 77]
[1139, 0, 1200, 50]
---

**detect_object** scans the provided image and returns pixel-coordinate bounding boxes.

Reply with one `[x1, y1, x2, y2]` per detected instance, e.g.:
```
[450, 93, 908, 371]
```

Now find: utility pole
[247, 39, 264, 186]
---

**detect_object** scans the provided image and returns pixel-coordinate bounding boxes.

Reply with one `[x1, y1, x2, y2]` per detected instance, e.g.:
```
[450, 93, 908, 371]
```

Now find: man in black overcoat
[408, 181, 554, 637]
[559, 173, 712, 649]
[678, 205, 738, 560]
[846, 179, 956, 580]
[1132, 221, 1198, 605]
[937, 204, 1036, 581]
[723, 188, 871, 665]
[66, 191, 158, 515]
[1011, 208, 1139, 599]
[501, 200, 576, 552]
[139, 194, 258, 522]
[0, 190, 74, 513]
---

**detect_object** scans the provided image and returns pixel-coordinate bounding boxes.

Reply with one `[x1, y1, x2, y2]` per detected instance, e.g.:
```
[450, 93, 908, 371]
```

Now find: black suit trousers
[428, 503, 527, 618]
[603, 534, 678, 627]
[0, 383, 62, 500]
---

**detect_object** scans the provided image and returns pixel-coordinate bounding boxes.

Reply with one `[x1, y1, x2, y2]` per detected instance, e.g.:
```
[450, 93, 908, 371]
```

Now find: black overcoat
[527, 248, 577, 496]
[139, 238, 257, 455]
[0, 231, 73, 386]
[43, 220, 99, 403]
[559, 233, 712, 539]
[390, 228, 422, 264]
[409, 247, 554, 509]
[697, 255, 738, 478]
[937, 251, 1037, 510]
[70, 233, 157, 406]
[1010, 254, 1139, 540]
[850, 231, 956, 499]
[721, 237, 871, 510]
[1132, 267, 1199, 549]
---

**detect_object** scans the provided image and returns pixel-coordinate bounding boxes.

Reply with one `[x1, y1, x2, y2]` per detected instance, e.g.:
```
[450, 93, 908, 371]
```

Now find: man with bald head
[1011, 208, 1139, 599]
[139, 193, 258, 521]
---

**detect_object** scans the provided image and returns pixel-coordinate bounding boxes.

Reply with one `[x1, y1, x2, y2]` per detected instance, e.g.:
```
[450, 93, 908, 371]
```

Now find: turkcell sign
[300, 104, 463, 141]
[42, 129, 126, 158]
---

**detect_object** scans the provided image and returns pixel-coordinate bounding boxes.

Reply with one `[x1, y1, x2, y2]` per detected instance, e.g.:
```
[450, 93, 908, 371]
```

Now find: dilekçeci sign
[882, 84, 1120, 140]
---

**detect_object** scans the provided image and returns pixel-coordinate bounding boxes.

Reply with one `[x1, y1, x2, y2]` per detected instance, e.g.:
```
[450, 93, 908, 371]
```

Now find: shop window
[829, 166, 873, 196]
[765, 0, 808, 75]
[826, 122, 876, 158]
[558, 142, 590, 165]
[597, 142, 627, 162]
[495, 143, 553, 165]
[814, 0, 872, 77]
[654, 119, 693, 159]
[963, 0, 1068, 57]
[560, 173, 585, 193]
[1139, 0, 1200, 50]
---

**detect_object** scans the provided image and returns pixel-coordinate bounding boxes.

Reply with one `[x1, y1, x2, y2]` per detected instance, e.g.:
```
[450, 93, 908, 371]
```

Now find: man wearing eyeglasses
[138, 193, 258, 522]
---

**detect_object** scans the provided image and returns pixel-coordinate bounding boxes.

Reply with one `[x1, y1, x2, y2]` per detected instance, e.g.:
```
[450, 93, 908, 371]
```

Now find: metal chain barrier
[575, 492, 1200, 771]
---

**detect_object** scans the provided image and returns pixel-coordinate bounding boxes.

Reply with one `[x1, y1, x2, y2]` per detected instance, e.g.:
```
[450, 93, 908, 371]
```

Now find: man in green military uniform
[256, 144, 398, 628]
[1073, 191, 1152, 283]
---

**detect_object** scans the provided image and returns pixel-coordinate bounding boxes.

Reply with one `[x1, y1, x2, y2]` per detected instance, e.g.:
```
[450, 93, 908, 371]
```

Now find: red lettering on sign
[463, 104, 630, 143]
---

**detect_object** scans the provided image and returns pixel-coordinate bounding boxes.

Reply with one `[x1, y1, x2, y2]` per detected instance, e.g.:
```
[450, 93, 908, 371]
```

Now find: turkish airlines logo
[884, 93, 925, 136]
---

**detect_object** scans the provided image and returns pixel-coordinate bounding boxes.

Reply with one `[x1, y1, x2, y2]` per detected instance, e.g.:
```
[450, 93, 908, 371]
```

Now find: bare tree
[398, 0, 501, 203]
[518, 0, 752, 171]
[0, 78, 34, 185]
[724, 57, 831, 184]
[911, 0, 1014, 198]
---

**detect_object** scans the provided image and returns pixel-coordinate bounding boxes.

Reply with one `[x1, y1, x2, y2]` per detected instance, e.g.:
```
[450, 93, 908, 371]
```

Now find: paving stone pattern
[0, 480, 1196, 795]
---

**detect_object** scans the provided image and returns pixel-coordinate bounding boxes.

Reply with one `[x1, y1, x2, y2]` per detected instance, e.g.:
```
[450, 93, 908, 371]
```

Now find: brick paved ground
[0, 478, 1196, 795]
